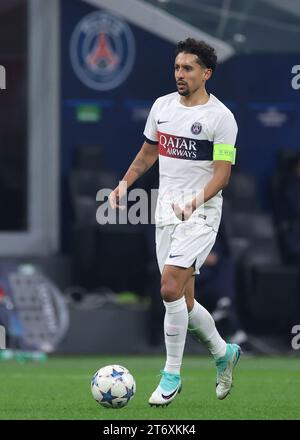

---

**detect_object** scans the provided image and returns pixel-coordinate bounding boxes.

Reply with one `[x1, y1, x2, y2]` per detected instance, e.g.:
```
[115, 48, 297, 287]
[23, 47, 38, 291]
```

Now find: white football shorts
[156, 222, 217, 275]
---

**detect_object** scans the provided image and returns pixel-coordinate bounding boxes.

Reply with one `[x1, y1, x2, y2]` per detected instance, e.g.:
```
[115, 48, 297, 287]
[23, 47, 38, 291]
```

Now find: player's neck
[179, 88, 210, 107]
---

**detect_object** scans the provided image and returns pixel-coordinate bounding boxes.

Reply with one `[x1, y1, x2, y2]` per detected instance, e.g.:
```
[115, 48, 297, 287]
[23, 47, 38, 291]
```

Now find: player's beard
[177, 85, 190, 96]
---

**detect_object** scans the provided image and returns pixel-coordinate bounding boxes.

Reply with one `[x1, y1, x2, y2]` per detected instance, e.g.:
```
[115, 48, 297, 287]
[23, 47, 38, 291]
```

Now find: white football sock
[163, 296, 188, 375]
[188, 300, 227, 359]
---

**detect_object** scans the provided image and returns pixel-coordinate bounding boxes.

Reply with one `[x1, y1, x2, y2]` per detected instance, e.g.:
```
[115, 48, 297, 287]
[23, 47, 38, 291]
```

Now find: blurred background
[0, 0, 300, 358]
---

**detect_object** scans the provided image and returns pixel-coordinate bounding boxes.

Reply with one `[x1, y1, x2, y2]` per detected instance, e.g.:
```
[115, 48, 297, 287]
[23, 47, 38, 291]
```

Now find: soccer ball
[91, 364, 136, 409]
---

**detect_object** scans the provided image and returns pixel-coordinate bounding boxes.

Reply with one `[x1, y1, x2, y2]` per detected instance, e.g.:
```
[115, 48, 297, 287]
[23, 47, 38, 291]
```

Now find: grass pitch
[0, 355, 299, 420]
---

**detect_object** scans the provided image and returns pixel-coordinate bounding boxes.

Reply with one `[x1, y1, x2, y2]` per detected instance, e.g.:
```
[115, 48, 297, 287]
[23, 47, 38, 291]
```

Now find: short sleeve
[213, 112, 238, 164]
[214, 111, 238, 146]
[143, 99, 159, 144]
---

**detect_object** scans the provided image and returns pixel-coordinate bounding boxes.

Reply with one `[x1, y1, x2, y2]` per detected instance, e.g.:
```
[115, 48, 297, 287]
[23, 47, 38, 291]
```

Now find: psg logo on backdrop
[191, 122, 202, 135]
[70, 12, 136, 91]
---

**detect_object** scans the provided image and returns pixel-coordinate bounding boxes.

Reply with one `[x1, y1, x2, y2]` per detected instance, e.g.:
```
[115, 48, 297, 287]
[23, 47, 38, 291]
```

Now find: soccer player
[109, 38, 240, 406]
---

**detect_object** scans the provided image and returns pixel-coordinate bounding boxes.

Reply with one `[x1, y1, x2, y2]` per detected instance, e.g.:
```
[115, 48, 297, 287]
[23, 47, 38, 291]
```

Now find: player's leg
[184, 269, 241, 400]
[161, 264, 194, 374]
[185, 276, 227, 357]
[184, 275, 195, 312]
[148, 264, 193, 407]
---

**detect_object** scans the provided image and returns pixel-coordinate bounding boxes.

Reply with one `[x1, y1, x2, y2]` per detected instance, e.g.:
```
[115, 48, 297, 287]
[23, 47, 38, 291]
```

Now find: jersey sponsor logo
[70, 11, 135, 91]
[158, 131, 213, 161]
[191, 122, 202, 135]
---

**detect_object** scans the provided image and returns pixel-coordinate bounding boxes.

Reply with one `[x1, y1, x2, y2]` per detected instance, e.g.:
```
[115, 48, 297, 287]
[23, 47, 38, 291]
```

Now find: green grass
[0, 355, 299, 420]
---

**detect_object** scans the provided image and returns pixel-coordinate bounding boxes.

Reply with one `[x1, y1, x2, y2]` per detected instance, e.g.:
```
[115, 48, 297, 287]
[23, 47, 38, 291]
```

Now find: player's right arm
[109, 97, 160, 209]
[108, 141, 158, 209]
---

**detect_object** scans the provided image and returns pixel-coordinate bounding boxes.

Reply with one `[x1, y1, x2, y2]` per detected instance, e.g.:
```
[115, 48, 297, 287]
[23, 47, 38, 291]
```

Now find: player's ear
[204, 68, 212, 81]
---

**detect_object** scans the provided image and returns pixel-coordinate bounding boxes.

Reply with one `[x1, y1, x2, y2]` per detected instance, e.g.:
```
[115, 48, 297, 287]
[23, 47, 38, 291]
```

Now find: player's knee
[160, 279, 179, 302]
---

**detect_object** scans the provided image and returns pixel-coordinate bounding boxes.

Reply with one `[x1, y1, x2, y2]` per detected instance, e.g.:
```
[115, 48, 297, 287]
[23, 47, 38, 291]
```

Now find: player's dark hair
[176, 38, 217, 72]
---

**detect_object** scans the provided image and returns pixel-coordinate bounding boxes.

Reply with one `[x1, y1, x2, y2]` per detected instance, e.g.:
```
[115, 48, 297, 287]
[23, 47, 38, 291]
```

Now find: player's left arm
[172, 159, 233, 219]
[192, 111, 238, 209]
[193, 160, 232, 209]
[172, 111, 237, 219]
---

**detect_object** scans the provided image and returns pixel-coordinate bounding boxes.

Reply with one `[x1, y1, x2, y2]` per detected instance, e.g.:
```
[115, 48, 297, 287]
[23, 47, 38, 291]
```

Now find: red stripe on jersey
[158, 131, 213, 161]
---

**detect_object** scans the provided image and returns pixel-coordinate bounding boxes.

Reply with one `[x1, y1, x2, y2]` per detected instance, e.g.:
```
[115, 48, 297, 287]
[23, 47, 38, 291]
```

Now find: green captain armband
[213, 143, 236, 165]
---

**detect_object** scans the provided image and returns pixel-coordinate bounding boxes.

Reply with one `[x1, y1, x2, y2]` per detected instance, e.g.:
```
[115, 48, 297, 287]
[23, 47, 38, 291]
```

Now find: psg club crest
[70, 11, 136, 91]
[191, 122, 202, 135]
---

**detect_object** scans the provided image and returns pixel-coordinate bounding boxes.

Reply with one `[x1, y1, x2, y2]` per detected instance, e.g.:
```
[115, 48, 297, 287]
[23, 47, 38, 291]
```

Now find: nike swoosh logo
[161, 387, 179, 400]
[157, 120, 169, 125]
[169, 254, 183, 258]
[166, 333, 179, 337]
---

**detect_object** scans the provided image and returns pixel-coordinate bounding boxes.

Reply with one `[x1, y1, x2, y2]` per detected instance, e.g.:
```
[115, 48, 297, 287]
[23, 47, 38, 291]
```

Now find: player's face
[175, 53, 211, 96]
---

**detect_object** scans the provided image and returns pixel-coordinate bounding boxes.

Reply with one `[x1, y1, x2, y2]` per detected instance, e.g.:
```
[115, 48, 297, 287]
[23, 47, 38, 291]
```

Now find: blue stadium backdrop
[60, 0, 300, 249]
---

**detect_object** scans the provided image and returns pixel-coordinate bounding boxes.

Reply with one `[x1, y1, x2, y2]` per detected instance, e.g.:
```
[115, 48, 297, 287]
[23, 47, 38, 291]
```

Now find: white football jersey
[144, 92, 238, 229]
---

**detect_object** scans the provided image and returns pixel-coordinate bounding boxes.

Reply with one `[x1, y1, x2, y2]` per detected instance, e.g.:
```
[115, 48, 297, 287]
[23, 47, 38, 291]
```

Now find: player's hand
[172, 201, 194, 221]
[108, 184, 127, 210]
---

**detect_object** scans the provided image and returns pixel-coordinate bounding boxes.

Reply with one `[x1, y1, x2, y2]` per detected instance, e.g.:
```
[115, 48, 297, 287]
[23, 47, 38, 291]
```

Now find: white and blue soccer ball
[91, 364, 136, 409]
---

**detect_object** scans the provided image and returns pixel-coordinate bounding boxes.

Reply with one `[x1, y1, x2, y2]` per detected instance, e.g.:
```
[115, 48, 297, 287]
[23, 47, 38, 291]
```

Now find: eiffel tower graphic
[87, 32, 119, 70]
